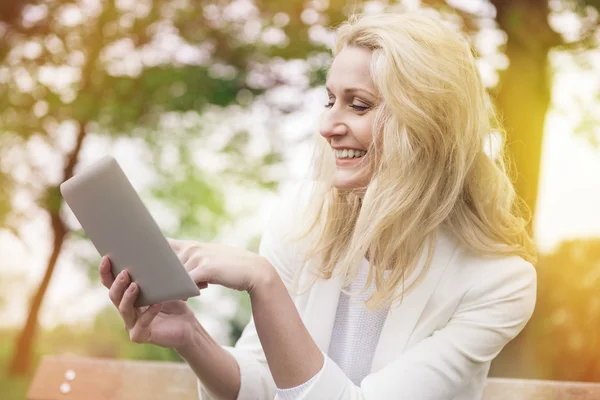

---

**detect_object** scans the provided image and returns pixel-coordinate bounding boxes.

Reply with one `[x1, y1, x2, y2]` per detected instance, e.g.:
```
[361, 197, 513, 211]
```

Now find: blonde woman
[99, 11, 537, 400]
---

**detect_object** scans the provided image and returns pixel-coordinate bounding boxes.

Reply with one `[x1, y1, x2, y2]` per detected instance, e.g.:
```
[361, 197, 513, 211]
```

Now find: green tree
[1, 0, 311, 376]
[421, 0, 600, 227]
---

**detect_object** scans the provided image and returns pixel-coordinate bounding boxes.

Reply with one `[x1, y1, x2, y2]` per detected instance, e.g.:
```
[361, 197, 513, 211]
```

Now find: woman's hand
[99, 256, 201, 351]
[167, 238, 275, 293]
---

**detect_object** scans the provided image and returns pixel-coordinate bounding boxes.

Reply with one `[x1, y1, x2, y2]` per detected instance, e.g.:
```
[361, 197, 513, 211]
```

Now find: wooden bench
[27, 355, 600, 399]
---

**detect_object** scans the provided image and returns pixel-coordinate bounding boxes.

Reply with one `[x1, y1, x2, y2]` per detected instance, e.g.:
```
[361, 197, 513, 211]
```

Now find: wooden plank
[483, 377, 600, 400]
[27, 355, 600, 399]
[26, 355, 198, 400]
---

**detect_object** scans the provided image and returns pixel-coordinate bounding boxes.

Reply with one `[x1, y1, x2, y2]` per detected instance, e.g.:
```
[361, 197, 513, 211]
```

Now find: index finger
[166, 237, 182, 251]
[99, 256, 115, 289]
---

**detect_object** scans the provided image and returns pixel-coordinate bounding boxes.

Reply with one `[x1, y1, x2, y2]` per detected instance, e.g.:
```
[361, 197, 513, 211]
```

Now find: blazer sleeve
[197, 182, 308, 400]
[291, 257, 537, 400]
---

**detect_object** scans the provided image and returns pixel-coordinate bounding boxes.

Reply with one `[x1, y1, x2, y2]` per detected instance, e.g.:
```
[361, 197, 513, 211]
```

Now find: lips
[334, 148, 367, 159]
[334, 153, 367, 168]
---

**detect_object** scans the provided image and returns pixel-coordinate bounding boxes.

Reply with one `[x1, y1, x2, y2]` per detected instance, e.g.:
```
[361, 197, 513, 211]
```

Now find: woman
[99, 11, 537, 400]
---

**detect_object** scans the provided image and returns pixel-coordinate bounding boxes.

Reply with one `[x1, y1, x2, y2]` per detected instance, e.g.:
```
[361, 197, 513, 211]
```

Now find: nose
[319, 109, 348, 140]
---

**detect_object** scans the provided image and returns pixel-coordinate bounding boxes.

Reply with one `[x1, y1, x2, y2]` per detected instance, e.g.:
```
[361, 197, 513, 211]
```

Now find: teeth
[334, 149, 367, 159]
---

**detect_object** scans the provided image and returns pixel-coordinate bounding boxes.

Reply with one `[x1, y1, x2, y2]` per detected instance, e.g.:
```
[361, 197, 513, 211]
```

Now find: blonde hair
[294, 11, 537, 310]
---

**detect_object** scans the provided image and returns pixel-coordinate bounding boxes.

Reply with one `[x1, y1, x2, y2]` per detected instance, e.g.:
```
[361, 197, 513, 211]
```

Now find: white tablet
[60, 155, 200, 307]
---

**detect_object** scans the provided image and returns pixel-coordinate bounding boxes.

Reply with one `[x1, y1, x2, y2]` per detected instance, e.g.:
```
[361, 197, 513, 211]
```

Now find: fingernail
[128, 283, 136, 293]
[120, 271, 126, 281]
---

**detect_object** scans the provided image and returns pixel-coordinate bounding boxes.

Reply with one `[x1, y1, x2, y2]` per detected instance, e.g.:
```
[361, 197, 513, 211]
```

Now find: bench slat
[27, 355, 600, 400]
[483, 377, 600, 400]
[27, 356, 197, 400]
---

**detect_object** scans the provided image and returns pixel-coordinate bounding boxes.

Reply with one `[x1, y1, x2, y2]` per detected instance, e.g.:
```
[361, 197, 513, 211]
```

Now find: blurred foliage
[1, 0, 325, 228]
[524, 239, 600, 381]
[2, 0, 336, 378]
[230, 292, 252, 343]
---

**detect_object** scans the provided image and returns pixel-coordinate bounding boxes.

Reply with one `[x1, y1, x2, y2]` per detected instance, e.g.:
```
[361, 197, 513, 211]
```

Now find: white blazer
[198, 183, 537, 400]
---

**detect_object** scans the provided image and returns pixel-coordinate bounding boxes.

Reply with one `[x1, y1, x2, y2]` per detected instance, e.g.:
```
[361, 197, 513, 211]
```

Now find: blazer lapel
[370, 230, 458, 372]
[302, 266, 346, 353]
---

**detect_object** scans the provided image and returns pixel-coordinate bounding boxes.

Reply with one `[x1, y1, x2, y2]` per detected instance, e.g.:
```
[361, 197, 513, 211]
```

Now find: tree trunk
[488, 0, 561, 378]
[7, 121, 87, 376]
[7, 215, 67, 376]
[491, 0, 562, 227]
[6, 1, 104, 372]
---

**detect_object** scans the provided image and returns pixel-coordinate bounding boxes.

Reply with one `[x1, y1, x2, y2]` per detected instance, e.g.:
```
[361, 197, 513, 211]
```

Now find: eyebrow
[326, 85, 377, 99]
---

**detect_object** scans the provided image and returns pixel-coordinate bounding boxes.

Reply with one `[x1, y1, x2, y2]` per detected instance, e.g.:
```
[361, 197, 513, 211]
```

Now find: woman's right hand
[99, 256, 201, 351]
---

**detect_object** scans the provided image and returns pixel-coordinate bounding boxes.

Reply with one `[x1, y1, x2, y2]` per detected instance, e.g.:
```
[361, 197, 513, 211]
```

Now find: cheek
[352, 116, 375, 148]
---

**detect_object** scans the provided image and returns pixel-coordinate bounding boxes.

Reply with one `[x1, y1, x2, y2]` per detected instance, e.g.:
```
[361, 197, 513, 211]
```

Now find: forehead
[327, 46, 375, 89]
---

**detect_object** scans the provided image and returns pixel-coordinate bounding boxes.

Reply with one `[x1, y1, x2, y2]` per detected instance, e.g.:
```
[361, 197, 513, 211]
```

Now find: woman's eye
[324, 101, 370, 111]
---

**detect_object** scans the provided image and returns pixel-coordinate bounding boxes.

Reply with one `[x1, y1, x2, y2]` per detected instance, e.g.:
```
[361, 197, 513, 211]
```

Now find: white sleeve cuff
[275, 356, 326, 400]
[299, 353, 357, 399]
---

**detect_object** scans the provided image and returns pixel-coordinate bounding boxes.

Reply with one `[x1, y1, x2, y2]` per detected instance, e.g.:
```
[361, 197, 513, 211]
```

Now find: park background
[1, 0, 600, 398]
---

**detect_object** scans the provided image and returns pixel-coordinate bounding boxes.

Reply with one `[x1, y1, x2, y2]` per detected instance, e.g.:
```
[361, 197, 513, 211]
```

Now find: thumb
[129, 304, 162, 344]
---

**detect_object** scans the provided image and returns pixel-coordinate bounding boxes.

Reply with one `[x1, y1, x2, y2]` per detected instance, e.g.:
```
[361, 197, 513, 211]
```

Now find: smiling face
[320, 46, 378, 191]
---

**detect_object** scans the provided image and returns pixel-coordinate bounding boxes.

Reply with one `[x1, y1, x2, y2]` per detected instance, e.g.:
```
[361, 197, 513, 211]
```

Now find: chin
[331, 171, 370, 191]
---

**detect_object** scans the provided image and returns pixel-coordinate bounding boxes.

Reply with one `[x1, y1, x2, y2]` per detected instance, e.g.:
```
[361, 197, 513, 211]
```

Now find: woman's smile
[333, 147, 368, 167]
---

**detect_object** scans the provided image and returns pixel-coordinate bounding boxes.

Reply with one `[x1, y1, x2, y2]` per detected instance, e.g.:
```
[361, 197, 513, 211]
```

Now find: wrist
[175, 318, 212, 357]
[173, 317, 242, 400]
[248, 257, 278, 295]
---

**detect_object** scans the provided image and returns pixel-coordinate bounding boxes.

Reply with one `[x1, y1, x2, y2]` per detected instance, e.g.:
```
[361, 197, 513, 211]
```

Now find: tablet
[60, 155, 200, 307]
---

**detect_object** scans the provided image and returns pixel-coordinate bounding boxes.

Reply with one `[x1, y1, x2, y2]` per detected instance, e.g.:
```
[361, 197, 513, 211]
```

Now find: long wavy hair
[294, 11, 536, 310]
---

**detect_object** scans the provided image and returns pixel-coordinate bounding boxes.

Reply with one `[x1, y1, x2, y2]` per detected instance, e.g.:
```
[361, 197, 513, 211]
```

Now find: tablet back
[60, 155, 200, 307]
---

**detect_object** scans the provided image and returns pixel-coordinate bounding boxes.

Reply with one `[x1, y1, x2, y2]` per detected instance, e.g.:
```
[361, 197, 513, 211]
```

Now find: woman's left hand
[167, 238, 274, 293]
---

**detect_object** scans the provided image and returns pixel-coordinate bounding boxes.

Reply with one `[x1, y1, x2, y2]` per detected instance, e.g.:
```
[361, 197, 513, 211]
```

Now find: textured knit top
[276, 259, 396, 399]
